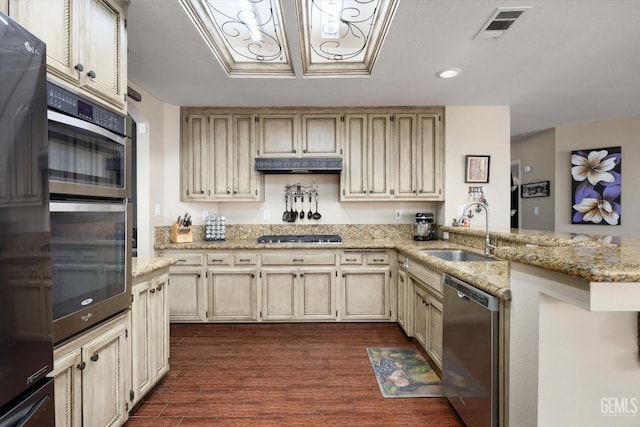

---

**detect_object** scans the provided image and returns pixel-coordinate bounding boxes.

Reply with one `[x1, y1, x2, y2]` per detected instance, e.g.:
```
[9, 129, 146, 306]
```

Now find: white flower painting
[571, 146, 621, 225]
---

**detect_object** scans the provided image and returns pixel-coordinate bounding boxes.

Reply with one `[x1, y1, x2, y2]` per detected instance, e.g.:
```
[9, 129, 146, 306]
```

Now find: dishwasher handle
[444, 274, 499, 311]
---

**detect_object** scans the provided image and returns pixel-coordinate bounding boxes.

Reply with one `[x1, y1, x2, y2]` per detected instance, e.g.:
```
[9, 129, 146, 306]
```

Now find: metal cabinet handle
[157, 284, 163, 291]
[292, 258, 304, 262]
[210, 259, 224, 263]
[227, 190, 231, 194]
[177, 259, 187, 263]
[150, 288, 156, 294]
[300, 273, 305, 277]
[372, 258, 385, 262]
[77, 361, 86, 371]
[75, 63, 84, 72]
[293, 149, 297, 153]
[87, 70, 96, 78]
[90, 354, 99, 362]
[345, 258, 357, 262]
[239, 259, 251, 262]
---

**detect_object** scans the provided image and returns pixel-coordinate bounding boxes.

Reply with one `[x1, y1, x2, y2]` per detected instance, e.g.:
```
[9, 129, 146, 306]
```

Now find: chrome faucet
[462, 201, 496, 255]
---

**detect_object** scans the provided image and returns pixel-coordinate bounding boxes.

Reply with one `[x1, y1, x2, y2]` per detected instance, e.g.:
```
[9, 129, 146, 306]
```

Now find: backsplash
[155, 224, 413, 246]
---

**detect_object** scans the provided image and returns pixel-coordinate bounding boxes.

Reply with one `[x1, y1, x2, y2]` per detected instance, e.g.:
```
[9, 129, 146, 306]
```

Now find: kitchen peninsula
[156, 224, 640, 427]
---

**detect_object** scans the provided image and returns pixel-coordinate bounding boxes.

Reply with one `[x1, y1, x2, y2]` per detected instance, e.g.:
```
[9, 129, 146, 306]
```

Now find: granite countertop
[153, 227, 640, 299]
[132, 257, 178, 278]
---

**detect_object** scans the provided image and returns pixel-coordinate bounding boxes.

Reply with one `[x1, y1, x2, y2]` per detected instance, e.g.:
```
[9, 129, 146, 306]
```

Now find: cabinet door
[182, 115, 209, 201]
[131, 280, 152, 404]
[208, 115, 233, 199]
[168, 267, 204, 321]
[413, 283, 428, 349]
[262, 269, 296, 320]
[427, 296, 443, 368]
[50, 349, 83, 427]
[367, 114, 392, 198]
[301, 114, 342, 156]
[233, 114, 262, 200]
[150, 275, 170, 379]
[394, 114, 418, 199]
[80, 0, 127, 109]
[258, 114, 298, 157]
[397, 268, 407, 332]
[341, 114, 367, 199]
[9, 0, 81, 85]
[299, 268, 336, 320]
[341, 267, 391, 320]
[415, 113, 443, 199]
[207, 268, 258, 321]
[81, 317, 127, 427]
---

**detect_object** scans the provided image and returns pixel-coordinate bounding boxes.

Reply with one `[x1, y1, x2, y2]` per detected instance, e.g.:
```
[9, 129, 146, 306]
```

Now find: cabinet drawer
[340, 253, 363, 265]
[409, 261, 442, 294]
[234, 253, 258, 265]
[262, 252, 335, 265]
[365, 253, 390, 265]
[207, 253, 232, 266]
[171, 254, 204, 266]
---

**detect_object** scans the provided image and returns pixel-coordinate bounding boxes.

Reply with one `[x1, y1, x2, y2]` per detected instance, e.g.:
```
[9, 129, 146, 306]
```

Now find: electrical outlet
[202, 210, 209, 220]
[395, 209, 401, 220]
[457, 205, 466, 216]
[534, 206, 539, 216]
[154, 204, 160, 216]
[264, 210, 271, 220]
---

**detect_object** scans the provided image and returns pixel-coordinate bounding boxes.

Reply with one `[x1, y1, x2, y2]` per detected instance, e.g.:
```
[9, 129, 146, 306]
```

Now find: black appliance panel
[0, 378, 54, 427]
[0, 11, 53, 413]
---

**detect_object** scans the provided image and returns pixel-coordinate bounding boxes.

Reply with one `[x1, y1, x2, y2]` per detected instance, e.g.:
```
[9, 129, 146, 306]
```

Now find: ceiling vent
[474, 7, 531, 40]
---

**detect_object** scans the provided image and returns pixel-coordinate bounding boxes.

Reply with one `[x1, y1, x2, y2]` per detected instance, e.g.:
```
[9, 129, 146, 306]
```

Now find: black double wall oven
[47, 83, 132, 345]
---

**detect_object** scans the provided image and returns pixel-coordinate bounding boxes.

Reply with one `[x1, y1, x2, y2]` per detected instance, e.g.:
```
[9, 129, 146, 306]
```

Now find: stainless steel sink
[421, 249, 499, 262]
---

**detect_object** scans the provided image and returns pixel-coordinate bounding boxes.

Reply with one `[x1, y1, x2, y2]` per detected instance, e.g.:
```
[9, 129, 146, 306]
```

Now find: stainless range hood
[255, 157, 342, 174]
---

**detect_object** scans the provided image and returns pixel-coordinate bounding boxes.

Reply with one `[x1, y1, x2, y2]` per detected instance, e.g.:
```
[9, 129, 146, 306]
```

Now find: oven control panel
[47, 82, 126, 136]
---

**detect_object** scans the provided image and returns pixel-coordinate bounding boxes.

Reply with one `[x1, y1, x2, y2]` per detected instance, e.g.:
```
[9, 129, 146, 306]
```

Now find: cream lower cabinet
[408, 260, 443, 368]
[206, 267, 259, 321]
[131, 270, 170, 407]
[339, 250, 394, 320]
[164, 253, 205, 322]
[396, 254, 412, 336]
[261, 251, 337, 321]
[261, 267, 336, 320]
[50, 311, 130, 427]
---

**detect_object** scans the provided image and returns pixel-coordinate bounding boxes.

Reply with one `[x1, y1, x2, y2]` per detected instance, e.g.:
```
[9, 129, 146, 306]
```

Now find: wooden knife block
[170, 222, 192, 243]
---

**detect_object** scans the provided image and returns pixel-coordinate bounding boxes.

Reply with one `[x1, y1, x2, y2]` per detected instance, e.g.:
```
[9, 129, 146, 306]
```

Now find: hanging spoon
[312, 193, 322, 220]
[282, 193, 290, 222]
[299, 193, 305, 219]
[307, 194, 313, 219]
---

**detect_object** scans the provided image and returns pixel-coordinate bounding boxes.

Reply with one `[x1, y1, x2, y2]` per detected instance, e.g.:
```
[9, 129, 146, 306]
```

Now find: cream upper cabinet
[300, 113, 342, 156]
[257, 112, 342, 157]
[181, 112, 263, 202]
[394, 113, 444, 200]
[341, 113, 392, 200]
[9, 0, 127, 112]
[258, 113, 298, 157]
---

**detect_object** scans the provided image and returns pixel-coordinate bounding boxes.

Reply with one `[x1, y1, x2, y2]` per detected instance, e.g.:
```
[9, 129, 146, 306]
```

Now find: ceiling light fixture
[297, 0, 399, 76]
[180, 0, 294, 77]
[438, 68, 461, 79]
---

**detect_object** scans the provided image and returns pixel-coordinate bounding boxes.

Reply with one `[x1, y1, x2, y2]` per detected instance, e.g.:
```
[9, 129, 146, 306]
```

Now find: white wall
[554, 115, 640, 237]
[511, 129, 556, 231]
[128, 91, 512, 254]
[443, 106, 511, 230]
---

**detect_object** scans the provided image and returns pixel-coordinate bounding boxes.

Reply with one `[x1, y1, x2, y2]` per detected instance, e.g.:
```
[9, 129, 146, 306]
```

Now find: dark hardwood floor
[125, 322, 463, 426]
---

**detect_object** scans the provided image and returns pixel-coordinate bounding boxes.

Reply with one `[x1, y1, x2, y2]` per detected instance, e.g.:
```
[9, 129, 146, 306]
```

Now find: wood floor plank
[126, 323, 463, 426]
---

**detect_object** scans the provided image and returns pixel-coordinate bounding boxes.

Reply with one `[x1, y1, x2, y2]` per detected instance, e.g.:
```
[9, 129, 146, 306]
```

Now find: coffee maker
[413, 212, 436, 241]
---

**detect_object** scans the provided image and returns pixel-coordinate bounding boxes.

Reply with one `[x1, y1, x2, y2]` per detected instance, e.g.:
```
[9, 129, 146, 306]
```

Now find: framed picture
[465, 155, 490, 183]
[521, 181, 550, 198]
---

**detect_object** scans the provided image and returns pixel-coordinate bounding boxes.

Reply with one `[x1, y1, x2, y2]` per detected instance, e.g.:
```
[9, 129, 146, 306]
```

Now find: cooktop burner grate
[257, 234, 342, 243]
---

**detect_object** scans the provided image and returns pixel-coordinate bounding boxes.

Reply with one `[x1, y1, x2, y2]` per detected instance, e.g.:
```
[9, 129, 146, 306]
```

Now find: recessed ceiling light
[438, 68, 461, 79]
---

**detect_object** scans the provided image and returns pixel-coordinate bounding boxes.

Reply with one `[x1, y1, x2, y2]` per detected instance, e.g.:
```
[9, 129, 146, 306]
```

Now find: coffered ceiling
[127, 0, 640, 137]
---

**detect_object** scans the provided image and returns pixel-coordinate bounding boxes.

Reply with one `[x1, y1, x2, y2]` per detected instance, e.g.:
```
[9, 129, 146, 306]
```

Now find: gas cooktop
[257, 234, 342, 244]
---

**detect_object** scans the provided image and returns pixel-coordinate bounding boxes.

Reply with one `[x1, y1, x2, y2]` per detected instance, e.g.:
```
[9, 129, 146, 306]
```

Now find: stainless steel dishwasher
[442, 273, 499, 427]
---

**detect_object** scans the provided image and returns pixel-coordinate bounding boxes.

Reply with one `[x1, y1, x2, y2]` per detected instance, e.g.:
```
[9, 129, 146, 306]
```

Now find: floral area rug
[366, 347, 443, 398]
